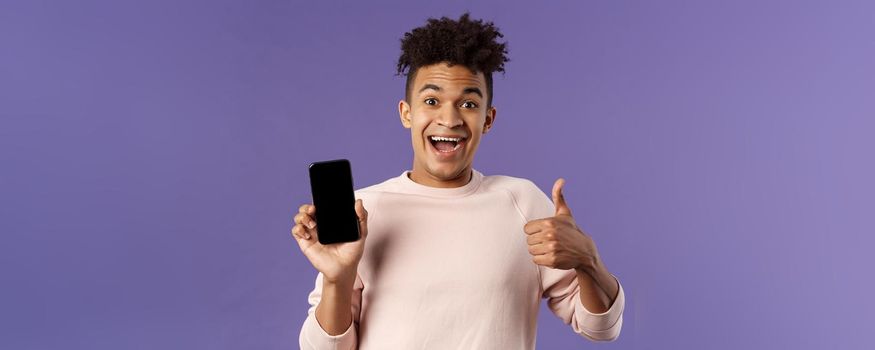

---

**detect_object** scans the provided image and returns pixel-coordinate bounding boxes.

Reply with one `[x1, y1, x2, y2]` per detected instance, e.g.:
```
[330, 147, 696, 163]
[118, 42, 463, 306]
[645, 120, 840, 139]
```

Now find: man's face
[399, 62, 496, 186]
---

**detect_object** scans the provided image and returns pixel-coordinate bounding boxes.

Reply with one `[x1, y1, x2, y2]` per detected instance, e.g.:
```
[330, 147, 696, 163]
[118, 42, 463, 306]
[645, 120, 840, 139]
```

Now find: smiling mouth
[427, 135, 467, 154]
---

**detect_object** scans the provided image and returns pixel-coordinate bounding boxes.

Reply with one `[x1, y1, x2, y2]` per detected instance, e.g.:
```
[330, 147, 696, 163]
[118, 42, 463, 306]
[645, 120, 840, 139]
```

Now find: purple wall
[2, 0, 874, 348]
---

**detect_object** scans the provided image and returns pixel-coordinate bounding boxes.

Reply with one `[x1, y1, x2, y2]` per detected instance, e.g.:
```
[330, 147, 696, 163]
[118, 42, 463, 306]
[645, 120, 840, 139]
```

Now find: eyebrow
[418, 84, 483, 98]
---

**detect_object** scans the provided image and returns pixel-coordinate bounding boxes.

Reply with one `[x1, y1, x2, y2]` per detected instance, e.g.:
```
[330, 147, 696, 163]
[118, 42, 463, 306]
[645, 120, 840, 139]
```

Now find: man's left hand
[524, 178, 601, 272]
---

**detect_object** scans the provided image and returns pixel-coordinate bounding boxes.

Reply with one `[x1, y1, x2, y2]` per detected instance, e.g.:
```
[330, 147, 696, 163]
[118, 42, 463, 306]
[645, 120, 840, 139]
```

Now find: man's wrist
[576, 257, 620, 303]
[324, 265, 358, 284]
[575, 256, 613, 290]
[323, 273, 356, 291]
[574, 253, 603, 276]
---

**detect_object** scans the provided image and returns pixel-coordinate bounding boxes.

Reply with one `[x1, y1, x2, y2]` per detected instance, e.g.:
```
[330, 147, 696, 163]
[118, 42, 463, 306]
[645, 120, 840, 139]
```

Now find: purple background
[2, 0, 874, 349]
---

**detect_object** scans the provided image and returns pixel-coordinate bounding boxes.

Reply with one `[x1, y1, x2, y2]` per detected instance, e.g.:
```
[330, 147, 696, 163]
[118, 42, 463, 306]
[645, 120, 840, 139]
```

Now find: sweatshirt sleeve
[299, 272, 364, 350]
[540, 267, 625, 341]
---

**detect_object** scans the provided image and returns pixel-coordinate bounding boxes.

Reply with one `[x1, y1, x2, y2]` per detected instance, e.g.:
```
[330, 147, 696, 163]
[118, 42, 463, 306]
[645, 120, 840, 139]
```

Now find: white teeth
[429, 136, 462, 142]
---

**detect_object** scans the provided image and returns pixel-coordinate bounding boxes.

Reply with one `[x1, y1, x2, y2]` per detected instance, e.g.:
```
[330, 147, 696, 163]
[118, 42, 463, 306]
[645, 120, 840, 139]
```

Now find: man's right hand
[291, 199, 369, 284]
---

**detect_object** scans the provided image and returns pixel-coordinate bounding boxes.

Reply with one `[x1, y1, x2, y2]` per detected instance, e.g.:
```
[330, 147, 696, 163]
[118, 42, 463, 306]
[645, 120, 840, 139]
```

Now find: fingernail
[305, 234, 311, 239]
[307, 221, 316, 229]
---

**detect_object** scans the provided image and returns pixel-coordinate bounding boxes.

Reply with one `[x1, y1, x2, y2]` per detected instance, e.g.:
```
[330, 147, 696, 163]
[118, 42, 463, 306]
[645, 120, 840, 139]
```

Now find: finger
[527, 242, 552, 256]
[526, 231, 551, 246]
[292, 225, 317, 251]
[354, 199, 368, 239]
[552, 178, 572, 217]
[298, 204, 311, 213]
[294, 212, 317, 230]
[523, 218, 548, 235]
[304, 214, 316, 229]
[291, 224, 312, 241]
[302, 223, 320, 241]
[525, 216, 562, 235]
[532, 254, 555, 267]
[298, 204, 317, 226]
[527, 229, 557, 245]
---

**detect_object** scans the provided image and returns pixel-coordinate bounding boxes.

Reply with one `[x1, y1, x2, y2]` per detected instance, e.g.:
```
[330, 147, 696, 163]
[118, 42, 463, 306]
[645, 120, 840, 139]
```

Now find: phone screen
[308, 159, 360, 244]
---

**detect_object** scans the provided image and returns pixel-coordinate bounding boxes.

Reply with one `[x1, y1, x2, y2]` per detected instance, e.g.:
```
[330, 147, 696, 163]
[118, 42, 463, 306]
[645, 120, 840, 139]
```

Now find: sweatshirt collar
[396, 168, 483, 198]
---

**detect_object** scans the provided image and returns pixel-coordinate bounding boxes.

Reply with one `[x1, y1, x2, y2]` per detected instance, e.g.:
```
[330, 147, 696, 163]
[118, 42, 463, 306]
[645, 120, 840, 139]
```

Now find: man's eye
[424, 98, 438, 105]
[462, 101, 478, 109]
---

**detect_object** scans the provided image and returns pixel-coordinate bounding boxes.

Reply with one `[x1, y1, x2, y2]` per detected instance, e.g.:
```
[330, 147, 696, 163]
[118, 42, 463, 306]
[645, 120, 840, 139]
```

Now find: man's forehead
[414, 65, 485, 93]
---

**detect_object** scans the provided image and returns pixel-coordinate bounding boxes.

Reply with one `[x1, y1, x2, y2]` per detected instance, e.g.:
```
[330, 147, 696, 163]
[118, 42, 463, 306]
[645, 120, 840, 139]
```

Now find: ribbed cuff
[574, 276, 625, 335]
[300, 312, 357, 350]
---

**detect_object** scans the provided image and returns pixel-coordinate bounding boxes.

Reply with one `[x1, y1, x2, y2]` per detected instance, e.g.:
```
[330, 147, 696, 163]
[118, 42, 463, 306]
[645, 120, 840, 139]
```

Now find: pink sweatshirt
[299, 169, 625, 349]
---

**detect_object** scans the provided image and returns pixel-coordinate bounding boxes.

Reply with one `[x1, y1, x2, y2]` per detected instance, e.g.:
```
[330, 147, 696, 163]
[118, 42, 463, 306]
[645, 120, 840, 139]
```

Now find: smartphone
[308, 159, 360, 245]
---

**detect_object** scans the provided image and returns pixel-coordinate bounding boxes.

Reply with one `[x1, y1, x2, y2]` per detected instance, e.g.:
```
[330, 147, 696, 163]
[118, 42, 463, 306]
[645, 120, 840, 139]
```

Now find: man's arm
[524, 178, 625, 341]
[540, 266, 625, 342]
[315, 273, 356, 335]
[293, 199, 371, 349]
[299, 272, 362, 350]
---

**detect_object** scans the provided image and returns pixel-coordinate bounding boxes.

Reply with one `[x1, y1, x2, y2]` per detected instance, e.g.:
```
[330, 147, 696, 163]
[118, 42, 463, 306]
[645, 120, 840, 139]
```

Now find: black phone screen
[308, 159, 360, 244]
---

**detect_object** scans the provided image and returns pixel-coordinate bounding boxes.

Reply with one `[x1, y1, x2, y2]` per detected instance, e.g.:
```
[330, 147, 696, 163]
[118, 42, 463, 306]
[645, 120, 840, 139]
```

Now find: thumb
[354, 199, 369, 239]
[552, 178, 572, 216]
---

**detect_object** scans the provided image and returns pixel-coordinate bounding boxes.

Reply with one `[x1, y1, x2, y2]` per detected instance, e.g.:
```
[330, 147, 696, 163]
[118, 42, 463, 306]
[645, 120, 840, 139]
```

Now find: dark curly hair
[396, 12, 509, 109]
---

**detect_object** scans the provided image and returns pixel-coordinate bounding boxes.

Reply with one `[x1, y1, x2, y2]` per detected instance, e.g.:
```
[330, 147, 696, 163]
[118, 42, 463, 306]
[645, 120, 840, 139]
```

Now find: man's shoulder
[481, 173, 554, 220]
[481, 173, 544, 198]
[352, 176, 399, 216]
[354, 175, 400, 197]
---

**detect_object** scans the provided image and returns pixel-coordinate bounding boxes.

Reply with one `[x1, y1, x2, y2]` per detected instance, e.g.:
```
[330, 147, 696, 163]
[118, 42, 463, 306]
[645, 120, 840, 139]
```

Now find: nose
[436, 108, 464, 129]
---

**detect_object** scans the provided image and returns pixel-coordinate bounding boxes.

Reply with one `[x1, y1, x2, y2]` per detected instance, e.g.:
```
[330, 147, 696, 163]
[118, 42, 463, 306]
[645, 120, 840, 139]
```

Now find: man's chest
[357, 192, 540, 294]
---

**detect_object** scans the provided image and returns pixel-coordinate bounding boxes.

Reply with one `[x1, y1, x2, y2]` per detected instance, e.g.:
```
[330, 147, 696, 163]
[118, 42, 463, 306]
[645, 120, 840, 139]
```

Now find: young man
[292, 13, 624, 349]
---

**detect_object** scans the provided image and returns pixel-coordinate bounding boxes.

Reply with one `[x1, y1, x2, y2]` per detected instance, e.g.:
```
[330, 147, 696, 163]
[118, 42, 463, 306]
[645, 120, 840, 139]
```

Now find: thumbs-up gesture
[524, 178, 602, 271]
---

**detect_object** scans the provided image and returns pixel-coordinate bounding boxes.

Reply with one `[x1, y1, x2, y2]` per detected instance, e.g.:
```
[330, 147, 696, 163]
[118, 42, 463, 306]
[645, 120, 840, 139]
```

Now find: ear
[399, 99, 412, 129]
[483, 106, 497, 134]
